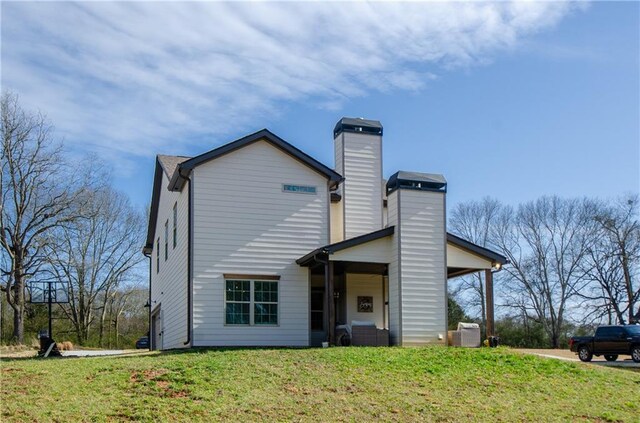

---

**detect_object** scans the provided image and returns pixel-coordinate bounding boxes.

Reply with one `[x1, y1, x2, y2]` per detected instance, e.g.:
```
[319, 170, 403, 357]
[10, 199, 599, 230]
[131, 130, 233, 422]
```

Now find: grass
[1, 347, 639, 422]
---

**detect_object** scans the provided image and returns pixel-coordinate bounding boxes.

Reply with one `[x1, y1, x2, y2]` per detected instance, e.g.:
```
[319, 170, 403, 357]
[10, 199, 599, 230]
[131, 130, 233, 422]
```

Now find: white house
[143, 118, 506, 350]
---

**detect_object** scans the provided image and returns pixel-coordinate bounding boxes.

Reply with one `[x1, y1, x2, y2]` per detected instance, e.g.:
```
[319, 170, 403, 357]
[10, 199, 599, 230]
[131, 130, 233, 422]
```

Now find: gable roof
[144, 129, 343, 253]
[168, 129, 343, 191]
[143, 158, 168, 254]
[297, 226, 395, 266]
[144, 155, 190, 253]
[157, 155, 189, 177]
[446, 233, 507, 265]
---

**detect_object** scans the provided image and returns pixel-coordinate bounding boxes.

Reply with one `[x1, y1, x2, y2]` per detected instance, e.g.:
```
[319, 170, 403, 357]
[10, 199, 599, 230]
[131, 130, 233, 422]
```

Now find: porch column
[485, 269, 494, 338]
[328, 261, 336, 344]
[325, 261, 335, 345]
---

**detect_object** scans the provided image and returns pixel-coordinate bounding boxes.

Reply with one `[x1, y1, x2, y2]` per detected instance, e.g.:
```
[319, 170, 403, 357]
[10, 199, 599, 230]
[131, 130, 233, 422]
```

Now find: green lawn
[1, 347, 638, 422]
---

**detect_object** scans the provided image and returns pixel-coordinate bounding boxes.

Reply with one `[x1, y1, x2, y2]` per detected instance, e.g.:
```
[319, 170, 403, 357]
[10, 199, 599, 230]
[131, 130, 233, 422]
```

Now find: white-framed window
[164, 220, 168, 261]
[224, 278, 278, 326]
[172, 202, 177, 249]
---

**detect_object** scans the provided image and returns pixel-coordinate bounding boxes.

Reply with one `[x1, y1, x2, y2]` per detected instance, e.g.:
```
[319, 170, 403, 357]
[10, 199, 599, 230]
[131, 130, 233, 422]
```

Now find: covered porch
[298, 227, 393, 346]
[446, 233, 508, 339]
[297, 228, 507, 346]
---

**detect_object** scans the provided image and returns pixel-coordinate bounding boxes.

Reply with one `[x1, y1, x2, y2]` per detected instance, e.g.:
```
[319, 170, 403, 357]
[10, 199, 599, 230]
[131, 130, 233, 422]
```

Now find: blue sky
[2, 1, 638, 211]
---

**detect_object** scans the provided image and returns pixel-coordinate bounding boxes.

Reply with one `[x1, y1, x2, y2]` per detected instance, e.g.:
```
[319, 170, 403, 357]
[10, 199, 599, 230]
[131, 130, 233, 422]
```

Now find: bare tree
[448, 197, 503, 337]
[580, 195, 639, 324]
[494, 196, 598, 348]
[0, 92, 82, 343]
[44, 185, 145, 344]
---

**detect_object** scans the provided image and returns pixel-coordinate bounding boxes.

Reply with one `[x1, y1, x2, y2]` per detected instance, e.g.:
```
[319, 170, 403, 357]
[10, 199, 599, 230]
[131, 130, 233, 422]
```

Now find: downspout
[143, 251, 151, 351]
[184, 175, 193, 347]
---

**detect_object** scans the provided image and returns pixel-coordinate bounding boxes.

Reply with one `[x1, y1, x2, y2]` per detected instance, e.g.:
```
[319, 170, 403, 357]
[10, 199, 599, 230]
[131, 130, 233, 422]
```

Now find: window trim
[223, 277, 280, 327]
[172, 202, 177, 249]
[164, 220, 168, 261]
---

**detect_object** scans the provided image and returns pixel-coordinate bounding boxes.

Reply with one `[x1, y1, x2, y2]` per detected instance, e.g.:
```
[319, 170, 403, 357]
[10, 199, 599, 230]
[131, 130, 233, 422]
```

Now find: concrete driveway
[516, 348, 640, 369]
[61, 349, 128, 357]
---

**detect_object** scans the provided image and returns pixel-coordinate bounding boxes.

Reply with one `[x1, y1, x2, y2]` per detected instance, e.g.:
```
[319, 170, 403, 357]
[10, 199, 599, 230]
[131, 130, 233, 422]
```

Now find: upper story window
[156, 238, 160, 273]
[164, 220, 168, 261]
[224, 276, 279, 326]
[172, 202, 177, 249]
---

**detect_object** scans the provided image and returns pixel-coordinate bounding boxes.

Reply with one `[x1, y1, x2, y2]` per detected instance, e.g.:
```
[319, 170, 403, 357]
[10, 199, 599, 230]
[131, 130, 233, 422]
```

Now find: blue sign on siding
[283, 184, 317, 194]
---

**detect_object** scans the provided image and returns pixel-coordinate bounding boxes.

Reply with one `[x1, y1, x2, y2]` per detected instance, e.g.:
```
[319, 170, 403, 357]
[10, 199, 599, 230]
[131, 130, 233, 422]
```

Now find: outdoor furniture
[351, 321, 377, 346]
[447, 322, 481, 347]
[376, 329, 389, 346]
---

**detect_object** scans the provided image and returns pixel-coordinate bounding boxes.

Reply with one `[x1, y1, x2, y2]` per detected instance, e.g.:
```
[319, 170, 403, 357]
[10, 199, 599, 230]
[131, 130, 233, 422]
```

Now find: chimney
[333, 117, 383, 240]
[385, 171, 448, 346]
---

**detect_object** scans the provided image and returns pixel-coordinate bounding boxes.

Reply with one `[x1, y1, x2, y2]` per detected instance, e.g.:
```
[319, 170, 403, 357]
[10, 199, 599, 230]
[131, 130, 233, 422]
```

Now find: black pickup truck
[569, 325, 640, 362]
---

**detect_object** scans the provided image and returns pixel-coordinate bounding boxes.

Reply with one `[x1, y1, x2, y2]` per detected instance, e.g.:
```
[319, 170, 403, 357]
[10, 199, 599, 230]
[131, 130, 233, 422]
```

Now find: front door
[310, 288, 325, 346]
[151, 309, 162, 350]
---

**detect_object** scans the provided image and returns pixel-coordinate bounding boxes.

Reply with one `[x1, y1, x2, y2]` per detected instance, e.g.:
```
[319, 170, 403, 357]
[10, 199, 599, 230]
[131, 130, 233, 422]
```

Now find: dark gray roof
[168, 129, 343, 191]
[334, 117, 383, 138]
[386, 171, 447, 194]
[297, 226, 395, 266]
[447, 233, 508, 265]
[157, 155, 189, 178]
[389, 171, 446, 185]
[144, 155, 191, 252]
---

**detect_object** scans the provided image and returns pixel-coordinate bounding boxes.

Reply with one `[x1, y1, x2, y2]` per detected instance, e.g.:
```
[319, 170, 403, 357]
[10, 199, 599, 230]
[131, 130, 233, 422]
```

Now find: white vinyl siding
[398, 189, 447, 345]
[150, 169, 189, 350]
[330, 201, 343, 244]
[329, 236, 392, 263]
[339, 132, 383, 239]
[446, 244, 494, 269]
[192, 139, 329, 347]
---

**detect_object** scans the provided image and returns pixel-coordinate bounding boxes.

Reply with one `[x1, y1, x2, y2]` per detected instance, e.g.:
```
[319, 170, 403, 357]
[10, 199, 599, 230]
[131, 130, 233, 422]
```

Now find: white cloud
[2, 1, 581, 170]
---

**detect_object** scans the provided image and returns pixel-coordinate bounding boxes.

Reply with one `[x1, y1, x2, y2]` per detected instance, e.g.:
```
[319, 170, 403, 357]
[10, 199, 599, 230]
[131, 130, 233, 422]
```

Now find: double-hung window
[224, 276, 278, 325]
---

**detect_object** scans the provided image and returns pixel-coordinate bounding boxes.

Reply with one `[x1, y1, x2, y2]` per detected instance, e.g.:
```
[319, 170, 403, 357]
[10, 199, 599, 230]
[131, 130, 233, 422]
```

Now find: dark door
[310, 288, 325, 346]
[151, 310, 162, 350]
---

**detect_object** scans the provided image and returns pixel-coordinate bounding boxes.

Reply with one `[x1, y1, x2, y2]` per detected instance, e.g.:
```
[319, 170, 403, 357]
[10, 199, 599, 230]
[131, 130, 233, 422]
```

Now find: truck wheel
[632, 346, 640, 363]
[578, 346, 592, 362]
[604, 354, 618, 362]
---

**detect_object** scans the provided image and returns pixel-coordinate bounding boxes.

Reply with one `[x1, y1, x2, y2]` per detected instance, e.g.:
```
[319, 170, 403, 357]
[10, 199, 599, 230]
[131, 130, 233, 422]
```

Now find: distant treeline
[448, 195, 639, 348]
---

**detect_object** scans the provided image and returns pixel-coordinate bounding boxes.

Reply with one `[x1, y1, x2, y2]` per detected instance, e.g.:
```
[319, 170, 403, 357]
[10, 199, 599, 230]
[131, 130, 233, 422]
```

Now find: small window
[164, 220, 168, 261]
[156, 238, 160, 273]
[224, 278, 278, 326]
[172, 202, 177, 249]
